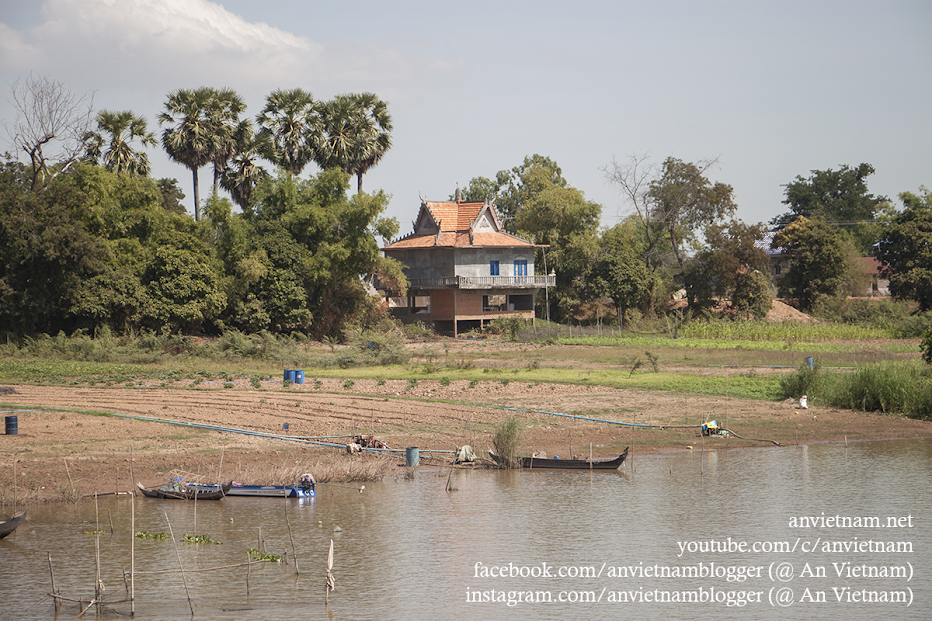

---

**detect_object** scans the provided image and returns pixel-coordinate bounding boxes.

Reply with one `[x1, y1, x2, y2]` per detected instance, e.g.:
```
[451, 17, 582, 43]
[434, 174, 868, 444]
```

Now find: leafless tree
[602, 152, 664, 270]
[4, 73, 95, 191]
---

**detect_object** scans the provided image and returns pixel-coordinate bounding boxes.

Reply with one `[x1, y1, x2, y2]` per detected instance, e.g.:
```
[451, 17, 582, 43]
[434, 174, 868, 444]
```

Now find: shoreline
[2, 379, 931, 506]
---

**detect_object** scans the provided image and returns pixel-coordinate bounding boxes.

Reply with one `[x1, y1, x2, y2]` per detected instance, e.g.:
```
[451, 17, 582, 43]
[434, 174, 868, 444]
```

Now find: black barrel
[5, 416, 17, 435]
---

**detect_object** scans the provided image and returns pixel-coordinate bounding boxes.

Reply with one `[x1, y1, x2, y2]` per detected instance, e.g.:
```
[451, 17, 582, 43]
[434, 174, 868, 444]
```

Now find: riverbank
[3, 376, 931, 505]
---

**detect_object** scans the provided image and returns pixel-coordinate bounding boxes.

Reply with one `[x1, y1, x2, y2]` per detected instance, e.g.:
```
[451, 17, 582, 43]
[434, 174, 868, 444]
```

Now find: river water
[1, 439, 929, 620]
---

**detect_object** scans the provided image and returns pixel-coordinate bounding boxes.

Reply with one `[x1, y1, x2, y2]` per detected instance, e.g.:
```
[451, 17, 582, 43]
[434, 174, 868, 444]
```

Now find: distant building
[756, 232, 890, 297]
[756, 231, 790, 283]
[377, 193, 554, 336]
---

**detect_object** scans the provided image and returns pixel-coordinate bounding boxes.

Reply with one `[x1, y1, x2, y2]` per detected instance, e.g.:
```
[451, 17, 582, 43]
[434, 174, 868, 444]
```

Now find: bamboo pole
[108, 509, 114, 535]
[285, 501, 300, 576]
[164, 512, 195, 615]
[246, 552, 250, 597]
[47, 552, 60, 611]
[131, 490, 135, 615]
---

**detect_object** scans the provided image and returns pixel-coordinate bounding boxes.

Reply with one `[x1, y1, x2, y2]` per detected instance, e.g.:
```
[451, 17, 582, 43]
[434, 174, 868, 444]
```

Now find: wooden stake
[47, 552, 60, 611]
[285, 501, 300, 576]
[108, 509, 114, 535]
[246, 551, 251, 597]
[131, 490, 135, 615]
[164, 511, 194, 616]
[64, 458, 76, 502]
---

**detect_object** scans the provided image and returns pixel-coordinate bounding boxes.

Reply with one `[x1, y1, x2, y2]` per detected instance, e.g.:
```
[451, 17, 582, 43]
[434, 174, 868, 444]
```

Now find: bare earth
[2, 373, 931, 504]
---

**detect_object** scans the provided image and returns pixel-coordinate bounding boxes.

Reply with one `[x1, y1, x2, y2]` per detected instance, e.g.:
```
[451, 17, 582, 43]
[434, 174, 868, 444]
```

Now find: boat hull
[491, 447, 628, 470]
[137, 482, 231, 500]
[225, 485, 315, 498]
[0, 510, 26, 538]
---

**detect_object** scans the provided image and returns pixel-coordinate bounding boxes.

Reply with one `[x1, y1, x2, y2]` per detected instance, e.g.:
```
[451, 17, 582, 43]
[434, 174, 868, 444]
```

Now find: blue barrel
[284, 369, 296, 383]
[5, 416, 17, 435]
[804, 357, 814, 370]
[405, 447, 419, 467]
[294, 370, 305, 384]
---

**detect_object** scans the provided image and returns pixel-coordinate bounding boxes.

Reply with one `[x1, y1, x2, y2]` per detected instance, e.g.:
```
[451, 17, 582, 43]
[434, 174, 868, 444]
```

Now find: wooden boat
[0, 510, 26, 539]
[136, 481, 231, 500]
[490, 447, 628, 470]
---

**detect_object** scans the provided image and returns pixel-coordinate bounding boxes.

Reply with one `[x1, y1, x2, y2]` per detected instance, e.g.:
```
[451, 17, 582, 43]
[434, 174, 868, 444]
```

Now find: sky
[1, 0, 930, 233]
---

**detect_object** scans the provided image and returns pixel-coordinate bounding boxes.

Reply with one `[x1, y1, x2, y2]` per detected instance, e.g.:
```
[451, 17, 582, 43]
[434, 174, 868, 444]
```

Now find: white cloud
[9, 0, 321, 89]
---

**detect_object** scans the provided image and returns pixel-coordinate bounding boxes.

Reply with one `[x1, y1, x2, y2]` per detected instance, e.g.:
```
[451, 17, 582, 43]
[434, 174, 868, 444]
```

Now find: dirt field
[3, 372, 931, 505]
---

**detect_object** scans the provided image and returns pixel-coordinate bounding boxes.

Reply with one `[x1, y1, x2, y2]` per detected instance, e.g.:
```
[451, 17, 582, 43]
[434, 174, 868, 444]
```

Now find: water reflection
[1, 439, 930, 620]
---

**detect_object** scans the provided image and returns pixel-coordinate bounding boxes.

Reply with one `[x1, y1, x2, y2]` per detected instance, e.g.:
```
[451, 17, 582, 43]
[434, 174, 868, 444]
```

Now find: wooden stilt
[164, 512, 195, 616]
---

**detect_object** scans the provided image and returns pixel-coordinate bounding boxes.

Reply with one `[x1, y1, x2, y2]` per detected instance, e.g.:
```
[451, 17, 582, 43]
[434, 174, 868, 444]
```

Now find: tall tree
[684, 220, 770, 310]
[220, 130, 270, 211]
[771, 163, 887, 253]
[205, 88, 248, 198]
[646, 157, 737, 268]
[159, 87, 217, 220]
[316, 93, 393, 193]
[84, 110, 157, 176]
[877, 187, 932, 311]
[772, 216, 848, 310]
[256, 88, 320, 175]
[588, 221, 652, 328]
[5, 73, 95, 191]
[603, 154, 734, 271]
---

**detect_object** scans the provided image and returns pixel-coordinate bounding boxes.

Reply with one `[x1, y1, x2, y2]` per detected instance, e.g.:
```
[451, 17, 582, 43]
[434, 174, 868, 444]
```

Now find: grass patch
[779, 359, 932, 419]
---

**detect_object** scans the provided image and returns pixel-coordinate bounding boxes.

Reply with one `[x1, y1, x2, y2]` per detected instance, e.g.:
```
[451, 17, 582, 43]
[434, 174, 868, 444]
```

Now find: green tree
[205, 88, 249, 198]
[732, 270, 772, 320]
[603, 154, 735, 271]
[877, 187, 932, 310]
[492, 155, 567, 233]
[587, 221, 652, 328]
[83, 110, 157, 176]
[772, 216, 848, 310]
[684, 220, 769, 309]
[0, 164, 106, 334]
[220, 130, 270, 210]
[218, 168, 403, 336]
[647, 157, 737, 268]
[316, 93, 393, 193]
[155, 178, 187, 214]
[513, 164, 602, 321]
[159, 87, 218, 220]
[256, 88, 321, 175]
[142, 245, 226, 332]
[772, 163, 887, 253]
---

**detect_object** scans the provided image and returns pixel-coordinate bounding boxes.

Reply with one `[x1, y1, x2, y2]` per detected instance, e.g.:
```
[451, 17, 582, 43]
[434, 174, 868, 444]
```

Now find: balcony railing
[404, 275, 555, 289]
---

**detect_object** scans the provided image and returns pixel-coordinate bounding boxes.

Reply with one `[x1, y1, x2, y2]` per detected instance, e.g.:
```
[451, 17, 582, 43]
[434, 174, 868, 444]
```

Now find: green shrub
[777, 359, 821, 399]
[920, 327, 932, 365]
[491, 417, 523, 468]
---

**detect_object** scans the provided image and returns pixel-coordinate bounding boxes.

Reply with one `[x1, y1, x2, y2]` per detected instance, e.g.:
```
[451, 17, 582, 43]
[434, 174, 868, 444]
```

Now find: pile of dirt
[766, 299, 818, 324]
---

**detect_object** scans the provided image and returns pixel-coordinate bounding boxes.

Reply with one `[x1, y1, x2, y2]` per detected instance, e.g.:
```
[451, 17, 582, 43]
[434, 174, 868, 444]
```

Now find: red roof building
[378, 194, 554, 336]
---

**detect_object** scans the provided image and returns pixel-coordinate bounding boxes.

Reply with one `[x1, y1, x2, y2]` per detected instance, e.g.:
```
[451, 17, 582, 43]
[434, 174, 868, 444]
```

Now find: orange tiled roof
[385, 199, 538, 249]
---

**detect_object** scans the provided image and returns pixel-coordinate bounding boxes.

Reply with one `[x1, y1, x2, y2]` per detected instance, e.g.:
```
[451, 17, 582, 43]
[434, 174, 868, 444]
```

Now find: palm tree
[159, 87, 216, 220]
[220, 130, 270, 210]
[205, 88, 248, 197]
[316, 93, 393, 193]
[256, 88, 320, 175]
[84, 110, 157, 176]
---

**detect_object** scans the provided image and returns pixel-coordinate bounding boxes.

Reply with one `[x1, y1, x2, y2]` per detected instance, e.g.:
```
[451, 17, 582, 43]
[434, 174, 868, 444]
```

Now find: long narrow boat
[491, 447, 628, 470]
[0, 510, 26, 538]
[136, 481, 231, 500]
[224, 484, 315, 498]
